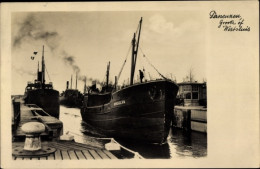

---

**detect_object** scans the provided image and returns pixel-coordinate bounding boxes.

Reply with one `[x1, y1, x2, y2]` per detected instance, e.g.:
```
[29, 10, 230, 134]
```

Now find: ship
[24, 46, 60, 119]
[59, 75, 83, 108]
[80, 18, 179, 144]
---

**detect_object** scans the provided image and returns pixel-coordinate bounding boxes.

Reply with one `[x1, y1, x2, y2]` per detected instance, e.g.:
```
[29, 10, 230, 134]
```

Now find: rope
[117, 42, 132, 81]
[117, 19, 141, 83]
[64, 130, 144, 159]
[139, 47, 168, 80]
[97, 137, 144, 159]
[45, 64, 52, 82]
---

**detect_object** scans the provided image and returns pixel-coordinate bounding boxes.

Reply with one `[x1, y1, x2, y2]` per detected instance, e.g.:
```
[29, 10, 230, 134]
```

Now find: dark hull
[59, 96, 82, 108]
[81, 80, 179, 144]
[59, 89, 83, 108]
[25, 89, 60, 118]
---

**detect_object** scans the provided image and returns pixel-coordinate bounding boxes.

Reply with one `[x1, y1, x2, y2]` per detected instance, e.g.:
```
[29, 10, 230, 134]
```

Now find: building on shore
[177, 81, 207, 107]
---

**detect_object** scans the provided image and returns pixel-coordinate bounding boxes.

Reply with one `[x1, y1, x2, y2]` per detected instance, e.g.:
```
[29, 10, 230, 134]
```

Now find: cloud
[148, 14, 174, 34]
[147, 14, 201, 38]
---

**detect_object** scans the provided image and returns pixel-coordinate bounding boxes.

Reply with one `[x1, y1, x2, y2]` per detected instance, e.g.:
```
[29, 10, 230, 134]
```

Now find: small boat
[60, 75, 83, 108]
[80, 18, 179, 144]
[24, 46, 60, 119]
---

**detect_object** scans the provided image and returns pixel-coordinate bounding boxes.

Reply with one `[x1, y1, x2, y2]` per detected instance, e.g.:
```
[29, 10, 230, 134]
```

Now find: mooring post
[21, 122, 45, 151]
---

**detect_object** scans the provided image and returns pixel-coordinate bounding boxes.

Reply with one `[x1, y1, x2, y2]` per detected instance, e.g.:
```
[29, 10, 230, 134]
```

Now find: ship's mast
[42, 45, 45, 86]
[130, 17, 142, 85]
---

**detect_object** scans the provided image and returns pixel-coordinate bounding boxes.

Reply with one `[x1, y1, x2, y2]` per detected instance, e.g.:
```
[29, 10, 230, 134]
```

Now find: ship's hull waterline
[81, 80, 179, 144]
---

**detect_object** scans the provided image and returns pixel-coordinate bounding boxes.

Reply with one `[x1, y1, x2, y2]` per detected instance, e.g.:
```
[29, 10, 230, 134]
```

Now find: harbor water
[60, 105, 207, 159]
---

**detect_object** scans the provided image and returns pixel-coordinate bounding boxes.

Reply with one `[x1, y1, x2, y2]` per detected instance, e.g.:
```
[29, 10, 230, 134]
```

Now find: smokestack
[115, 76, 117, 90]
[37, 61, 39, 72]
[66, 81, 69, 90]
[71, 75, 73, 89]
[83, 77, 87, 94]
[76, 73, 78, 90]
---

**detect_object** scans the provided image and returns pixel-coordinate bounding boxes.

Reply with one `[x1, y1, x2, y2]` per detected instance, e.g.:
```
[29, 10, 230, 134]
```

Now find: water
[60, 105, 207, 159]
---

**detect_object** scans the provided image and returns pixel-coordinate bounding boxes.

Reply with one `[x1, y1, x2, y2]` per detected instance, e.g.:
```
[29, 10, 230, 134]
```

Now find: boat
[80, 17, 179, 144]
[24, 46, 60, 119]
[59, 75, 83, 108]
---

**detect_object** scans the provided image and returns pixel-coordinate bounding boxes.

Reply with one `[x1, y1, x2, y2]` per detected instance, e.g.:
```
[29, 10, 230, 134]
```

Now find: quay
[173, 106, 207, 133]
[12, 140, 117, 160]
[12, 96, 142, 160]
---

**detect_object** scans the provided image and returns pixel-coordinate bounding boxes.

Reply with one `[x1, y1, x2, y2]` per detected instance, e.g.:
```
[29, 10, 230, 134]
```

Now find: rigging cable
[117, 42, 132, 81]
[45, 64, 52, 82]
[117, 20, 142, 82]
[139, 46, 168, 80]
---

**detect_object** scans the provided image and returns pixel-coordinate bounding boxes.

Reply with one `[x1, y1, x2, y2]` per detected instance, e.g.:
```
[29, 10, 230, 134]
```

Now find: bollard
[21, 122, 45, 151]
[13, 122, 56, 158]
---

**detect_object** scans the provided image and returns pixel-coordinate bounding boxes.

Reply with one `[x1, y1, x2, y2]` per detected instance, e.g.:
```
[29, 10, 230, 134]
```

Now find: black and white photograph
[1, 1, 259, 168]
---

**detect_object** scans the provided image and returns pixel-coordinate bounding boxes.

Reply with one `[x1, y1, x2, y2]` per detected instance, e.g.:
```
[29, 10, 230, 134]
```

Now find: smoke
[62, 51, 102, 85]
[13, 14, 103, 86]
[62, 51, 80, 73]
[13, 14, 60, 51]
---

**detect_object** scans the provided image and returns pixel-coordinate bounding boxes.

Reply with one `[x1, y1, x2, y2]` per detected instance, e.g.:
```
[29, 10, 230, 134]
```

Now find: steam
[13, 14, 102, 85]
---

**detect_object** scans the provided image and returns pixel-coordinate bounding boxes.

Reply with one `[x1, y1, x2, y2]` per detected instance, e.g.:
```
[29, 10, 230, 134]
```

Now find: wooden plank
[50, 142, 76, 151]
[49, 143, 70, 150]
[75, 151, 86, 160]
[47, 153, 55, 160]
[102, 150, 118, 159]
[61, 141, 101, 150]
[61, 150, 70, 160]
[96, 150, 109, 159]
[82, 150, 94, 160]
[68, 151, 78, 160]
[54, 141, 98, 151]
[55, 150, 62, 160]
[89, 150, 102, 159]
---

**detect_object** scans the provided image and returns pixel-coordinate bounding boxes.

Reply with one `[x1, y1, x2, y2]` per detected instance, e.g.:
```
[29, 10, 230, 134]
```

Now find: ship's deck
[12, 140, 117, 160]
[12, 97, 119, 160]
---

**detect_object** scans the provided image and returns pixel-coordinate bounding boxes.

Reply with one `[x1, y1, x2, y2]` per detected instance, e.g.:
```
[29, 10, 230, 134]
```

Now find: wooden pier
[12, 140, 117, 160]
[12, 97, 120, 160]
[173, 106, 207, 133]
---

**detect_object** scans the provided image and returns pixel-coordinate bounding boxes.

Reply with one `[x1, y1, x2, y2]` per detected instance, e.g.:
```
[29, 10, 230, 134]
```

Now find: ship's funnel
[66, 81, 69, 90]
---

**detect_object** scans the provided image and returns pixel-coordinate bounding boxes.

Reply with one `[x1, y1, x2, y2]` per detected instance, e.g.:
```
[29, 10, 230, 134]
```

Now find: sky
[11, 11, 206, 95]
